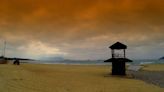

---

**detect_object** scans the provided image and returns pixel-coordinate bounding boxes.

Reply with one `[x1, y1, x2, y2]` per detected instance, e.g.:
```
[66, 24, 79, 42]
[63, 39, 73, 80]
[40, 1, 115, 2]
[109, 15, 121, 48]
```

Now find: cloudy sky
[0, 0, 164, 60]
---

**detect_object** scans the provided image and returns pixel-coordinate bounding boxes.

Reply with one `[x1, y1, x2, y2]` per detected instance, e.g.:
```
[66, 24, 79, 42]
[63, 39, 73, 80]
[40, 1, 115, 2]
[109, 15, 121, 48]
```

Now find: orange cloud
[0, 0, 164, 59]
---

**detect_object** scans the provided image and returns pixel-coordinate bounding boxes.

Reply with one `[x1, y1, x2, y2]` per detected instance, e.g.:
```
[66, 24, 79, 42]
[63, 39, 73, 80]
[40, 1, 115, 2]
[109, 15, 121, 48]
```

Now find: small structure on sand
[104, 42, 132, 75]
[0, 41, 8, 64]
[0, 56, 8, 64]
[13, 58, 20, 65]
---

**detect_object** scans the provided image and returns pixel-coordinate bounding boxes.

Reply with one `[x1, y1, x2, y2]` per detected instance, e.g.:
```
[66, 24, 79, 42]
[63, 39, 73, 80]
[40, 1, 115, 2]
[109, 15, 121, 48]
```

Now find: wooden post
[111, 49, 114, 58]
[123, 49, 126, 58]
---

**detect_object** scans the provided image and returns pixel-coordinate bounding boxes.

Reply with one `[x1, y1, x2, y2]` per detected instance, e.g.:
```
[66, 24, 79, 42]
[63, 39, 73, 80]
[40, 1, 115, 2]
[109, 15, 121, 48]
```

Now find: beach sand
[0, 64, 164, 92]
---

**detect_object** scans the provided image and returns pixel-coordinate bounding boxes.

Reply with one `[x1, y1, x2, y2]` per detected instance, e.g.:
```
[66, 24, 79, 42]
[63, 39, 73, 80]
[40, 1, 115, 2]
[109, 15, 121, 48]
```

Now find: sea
[21, 59, 164, 65]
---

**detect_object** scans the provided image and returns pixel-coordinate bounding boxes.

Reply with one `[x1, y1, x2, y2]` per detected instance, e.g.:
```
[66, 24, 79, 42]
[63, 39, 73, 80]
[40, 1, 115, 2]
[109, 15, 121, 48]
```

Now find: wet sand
[128, 64, 164, 88]
[129, 71, 164, 88]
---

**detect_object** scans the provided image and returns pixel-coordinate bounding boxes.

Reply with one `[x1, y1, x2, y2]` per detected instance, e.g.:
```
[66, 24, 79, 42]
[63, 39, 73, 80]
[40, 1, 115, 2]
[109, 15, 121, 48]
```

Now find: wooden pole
[3, 41, 6, 57]
[111, 49, 114, 58]
[123, 49, 126, 58]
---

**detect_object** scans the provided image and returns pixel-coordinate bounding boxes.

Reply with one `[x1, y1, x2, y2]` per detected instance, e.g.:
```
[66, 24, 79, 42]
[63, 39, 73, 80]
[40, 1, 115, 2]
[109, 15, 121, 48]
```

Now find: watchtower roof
[109, 42, 127, 49]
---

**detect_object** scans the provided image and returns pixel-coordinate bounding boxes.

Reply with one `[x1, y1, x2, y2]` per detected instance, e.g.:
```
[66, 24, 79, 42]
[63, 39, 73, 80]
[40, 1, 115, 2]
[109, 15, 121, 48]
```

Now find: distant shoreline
[14, 59, 164, 65]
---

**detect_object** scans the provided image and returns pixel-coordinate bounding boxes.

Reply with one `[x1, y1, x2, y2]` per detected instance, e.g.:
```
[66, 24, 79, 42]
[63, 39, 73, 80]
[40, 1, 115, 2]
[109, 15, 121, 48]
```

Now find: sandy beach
[0, 64, 164, 92]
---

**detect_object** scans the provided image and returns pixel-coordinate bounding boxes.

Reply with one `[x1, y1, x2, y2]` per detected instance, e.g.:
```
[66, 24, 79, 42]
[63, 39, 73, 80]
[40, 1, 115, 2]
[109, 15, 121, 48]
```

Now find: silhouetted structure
[13, 59, 20, 65]
[0, 56, 8, 64]
[104, 42, 132, 75]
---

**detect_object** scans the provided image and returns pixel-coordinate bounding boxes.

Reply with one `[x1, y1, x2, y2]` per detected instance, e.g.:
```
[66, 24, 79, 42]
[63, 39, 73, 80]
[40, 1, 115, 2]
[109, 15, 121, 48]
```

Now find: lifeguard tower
[104, 42, 132, 75]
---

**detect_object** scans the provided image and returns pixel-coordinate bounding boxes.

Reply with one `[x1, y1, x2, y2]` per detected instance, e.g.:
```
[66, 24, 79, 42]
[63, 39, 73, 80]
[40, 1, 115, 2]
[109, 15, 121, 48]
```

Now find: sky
[0, 0, 164, 60]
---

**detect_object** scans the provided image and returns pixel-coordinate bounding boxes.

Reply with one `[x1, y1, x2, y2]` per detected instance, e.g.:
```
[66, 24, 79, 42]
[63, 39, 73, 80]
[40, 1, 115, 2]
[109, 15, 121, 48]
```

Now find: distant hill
[0, 56, 34, 61]
[6, 58, 33, 61]
[159, 56, 164, 60]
